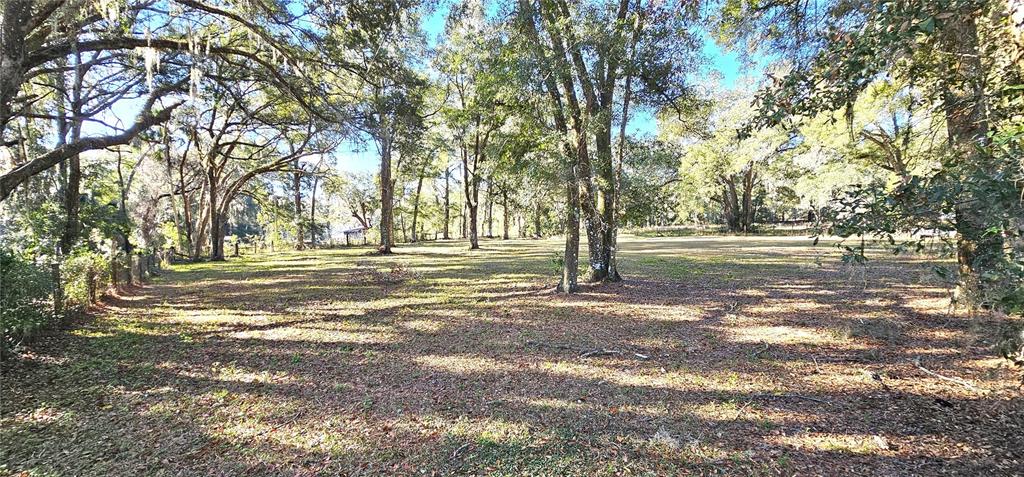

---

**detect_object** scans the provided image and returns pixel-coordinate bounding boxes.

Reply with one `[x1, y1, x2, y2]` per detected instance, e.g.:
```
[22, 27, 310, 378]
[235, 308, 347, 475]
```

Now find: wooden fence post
[87, 267, 97, 303]
[139, 253, 148, 281]
[51, 262, 63, 318]
[121, 255, 130, 287]
[127, 254, 134, 285]
[109, 256, 118, 290]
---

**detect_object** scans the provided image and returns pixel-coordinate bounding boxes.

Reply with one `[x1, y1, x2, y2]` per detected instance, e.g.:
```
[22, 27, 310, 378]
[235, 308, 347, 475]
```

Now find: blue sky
[92, 3, 747, 175]
[335, 4, 746, 174]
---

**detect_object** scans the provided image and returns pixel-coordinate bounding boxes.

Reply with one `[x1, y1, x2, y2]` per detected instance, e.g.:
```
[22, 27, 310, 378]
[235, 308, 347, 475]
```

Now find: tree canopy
[1, 0, 1021, 347]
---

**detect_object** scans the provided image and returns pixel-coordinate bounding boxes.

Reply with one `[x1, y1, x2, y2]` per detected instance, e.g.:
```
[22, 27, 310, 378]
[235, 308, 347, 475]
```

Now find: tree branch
[1, 83, 185, 201]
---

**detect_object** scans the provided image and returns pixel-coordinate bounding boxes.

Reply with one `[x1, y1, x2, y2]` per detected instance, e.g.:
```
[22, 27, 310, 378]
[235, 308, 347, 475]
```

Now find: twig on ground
[525, 340, 651, 361]
[579, 348, 622, 359]
[751, 393, 832, 405]
[750, 343, 770, 359]
[815, 355, 874, 364]
[525, 340, 579, 352]
[451, 443, 470, 459]
[865, 369, 896, 394]
[705, 399, 756, 435]
[705, 390, 831, 439]
[910, 357, 987, 393]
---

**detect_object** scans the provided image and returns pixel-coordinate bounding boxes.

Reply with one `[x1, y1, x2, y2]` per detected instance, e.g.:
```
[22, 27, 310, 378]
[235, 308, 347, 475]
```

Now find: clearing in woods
[1, 235, 1021, 475]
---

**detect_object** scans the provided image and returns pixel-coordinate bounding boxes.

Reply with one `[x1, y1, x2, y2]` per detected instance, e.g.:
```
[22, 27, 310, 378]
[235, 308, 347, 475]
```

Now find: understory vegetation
[1, 0, 1023, 474]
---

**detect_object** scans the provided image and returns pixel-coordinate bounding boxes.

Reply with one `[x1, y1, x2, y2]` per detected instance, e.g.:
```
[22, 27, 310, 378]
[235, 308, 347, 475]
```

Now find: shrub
[62, 249, 110, 309]
[549, 251, 586, 276]
[1, 249, 55, 357]
[836, 318, 904, 344]
[996, 319, 1024, 368]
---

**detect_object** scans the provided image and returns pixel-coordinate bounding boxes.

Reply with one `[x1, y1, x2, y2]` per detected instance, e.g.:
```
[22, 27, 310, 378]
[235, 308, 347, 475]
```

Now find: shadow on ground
[2, 235, 1021, 476]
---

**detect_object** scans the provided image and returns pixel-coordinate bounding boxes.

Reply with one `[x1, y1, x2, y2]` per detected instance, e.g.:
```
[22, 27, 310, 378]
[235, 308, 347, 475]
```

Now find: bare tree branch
[1, 81, 186, 201]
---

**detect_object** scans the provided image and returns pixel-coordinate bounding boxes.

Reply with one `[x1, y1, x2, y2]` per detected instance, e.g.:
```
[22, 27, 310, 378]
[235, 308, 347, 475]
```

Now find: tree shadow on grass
[2, 236, 1021, 475]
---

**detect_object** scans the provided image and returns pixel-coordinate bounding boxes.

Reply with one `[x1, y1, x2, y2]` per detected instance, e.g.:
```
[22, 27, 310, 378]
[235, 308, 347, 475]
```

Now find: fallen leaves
[1, 237, 1021, 476]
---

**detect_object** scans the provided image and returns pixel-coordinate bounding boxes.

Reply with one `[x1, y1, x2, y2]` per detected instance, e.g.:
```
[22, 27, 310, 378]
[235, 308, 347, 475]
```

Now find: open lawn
[2, 235, 1022, 476]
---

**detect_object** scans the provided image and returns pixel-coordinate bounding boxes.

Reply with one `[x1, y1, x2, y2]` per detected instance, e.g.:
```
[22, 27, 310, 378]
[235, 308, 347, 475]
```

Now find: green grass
[1, 234, 1018, 476]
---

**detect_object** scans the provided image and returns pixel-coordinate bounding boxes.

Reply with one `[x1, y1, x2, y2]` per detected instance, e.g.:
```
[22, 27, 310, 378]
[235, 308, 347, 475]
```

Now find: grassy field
[2, 235, 1021, 476]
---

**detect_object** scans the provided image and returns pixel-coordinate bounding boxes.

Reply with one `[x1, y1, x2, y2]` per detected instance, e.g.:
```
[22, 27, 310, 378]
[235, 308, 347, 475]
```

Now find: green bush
[1, 249, 56, 357]
[549, 251, 587, 276]
[62, 249, 109, 309]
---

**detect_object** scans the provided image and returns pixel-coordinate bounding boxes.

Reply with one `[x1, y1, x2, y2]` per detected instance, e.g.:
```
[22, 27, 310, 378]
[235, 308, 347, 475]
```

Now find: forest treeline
[1, 0, 1022, 360]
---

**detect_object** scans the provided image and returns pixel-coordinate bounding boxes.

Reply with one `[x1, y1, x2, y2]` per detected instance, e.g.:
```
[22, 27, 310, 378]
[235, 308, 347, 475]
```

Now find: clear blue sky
[334, 7, 745, 174]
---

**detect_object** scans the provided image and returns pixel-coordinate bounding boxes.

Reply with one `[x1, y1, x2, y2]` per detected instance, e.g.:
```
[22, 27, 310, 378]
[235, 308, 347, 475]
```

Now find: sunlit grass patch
[774, 432, 892, 455]
[9, 406, 71, 427]
[2, 235, 1013, 476]
[632, 256, 708, 280]
[414, 354, 517, 374]
[228, 325, 399, 345]
[730, 325, 848, 346]
[400, 319, 445, 333]
[833, 318, 906, 344]
[745, 300, 831, 314]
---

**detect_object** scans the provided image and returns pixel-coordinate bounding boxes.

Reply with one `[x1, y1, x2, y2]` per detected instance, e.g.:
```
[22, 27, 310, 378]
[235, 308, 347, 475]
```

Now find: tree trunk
[468, 198, 479, 248]
[211, 213, 225, 261]
[53, 61, 71, 252]
[463, 146, 480, 249]
[378, 137, 394, 254]
[191, 181, 209, 260]
[0, 0, 30, 134]
[940, 13, 1001, 289]
[60, 52, 84, 254]
[115, 149, 133, 257]
[501, 187, 510, 240]
[208, 172, 225, 261]
[163, 127, 186, 252]
[572, 126, 604, 282]
[294, 158, 304, 250]
[741, 165, 755, 232]
[604, 1, 641, 283]
[485, 179, 494, 238]
[309, 174, 319, 247]
[461, 201, 468, 240]
[519, 0, 580, 291]
[411, 174, 424, 242]
[534, 201, 543, 238]
[542, 0, 631, 283]
[181, 160, 197, 258]
[442, 168, 451, 239]
[560, 168, 581, 293]
[595, 131, 615, 281]
[722, 178, 741, 233]
[541, 22, 604, 279]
